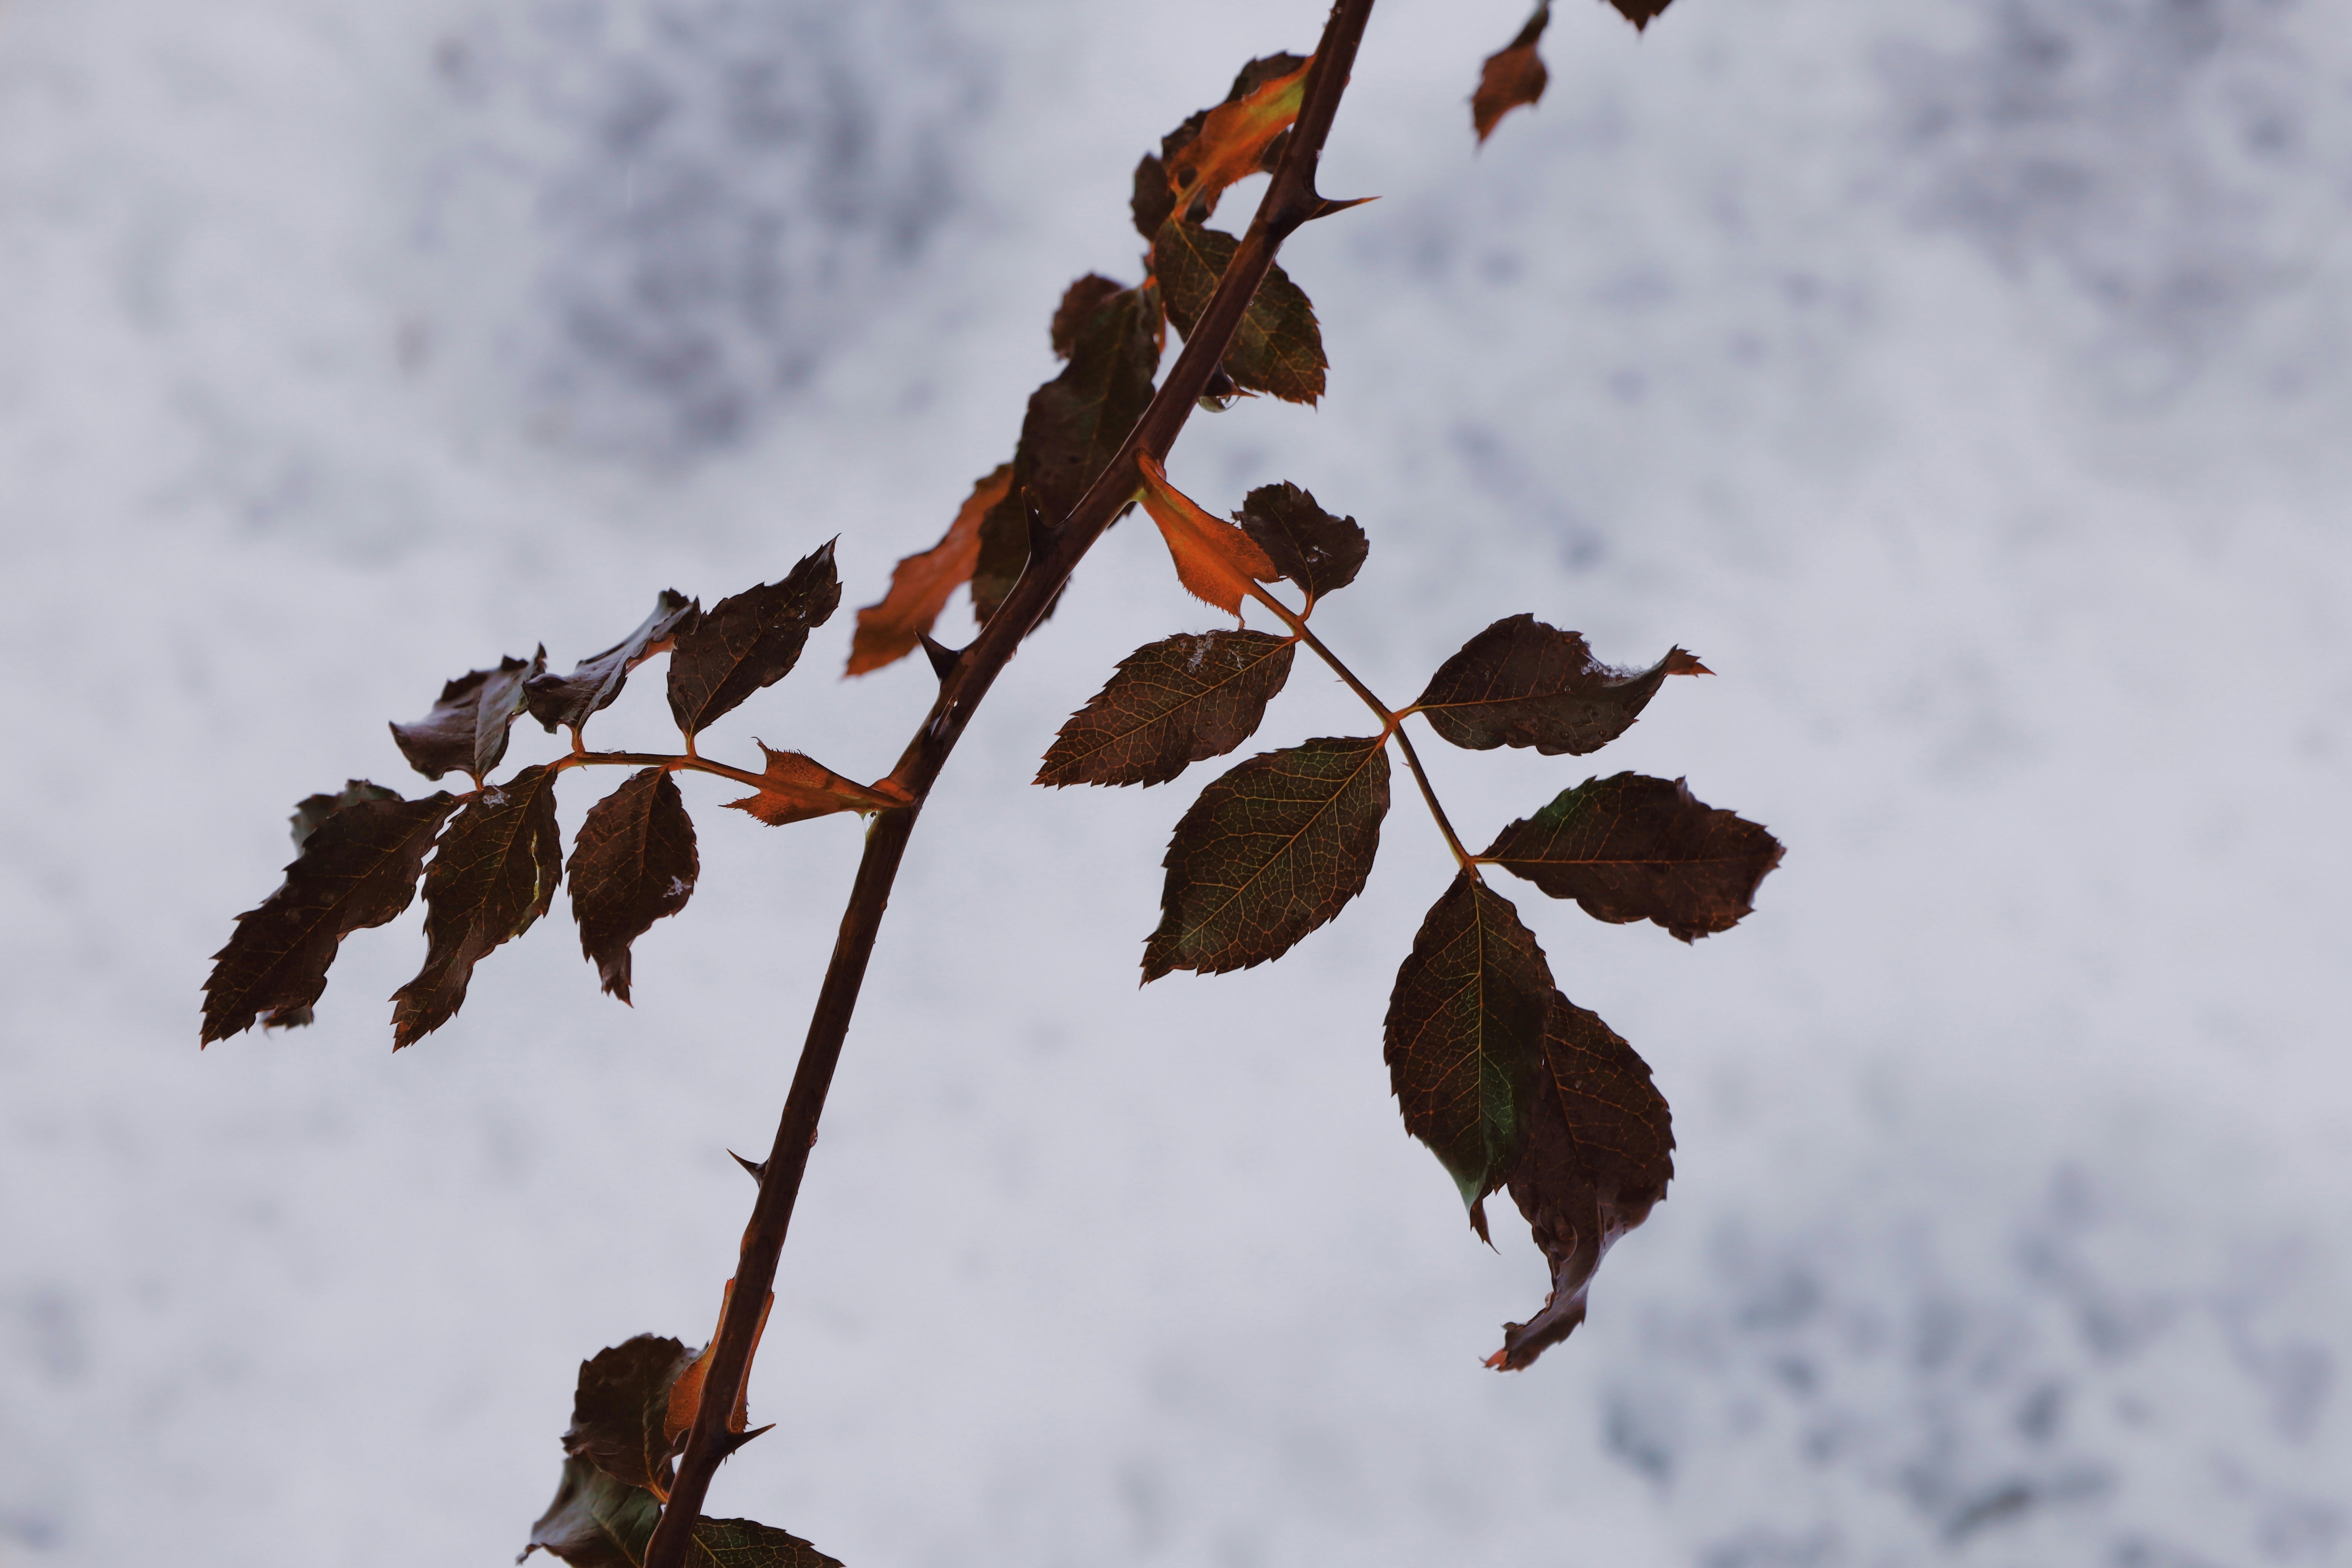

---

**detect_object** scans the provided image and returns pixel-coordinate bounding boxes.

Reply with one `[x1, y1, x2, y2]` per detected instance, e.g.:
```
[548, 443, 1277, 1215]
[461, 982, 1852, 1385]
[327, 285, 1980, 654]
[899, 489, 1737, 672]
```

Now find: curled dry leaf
[527, 591, 700, 737]
[1411, 614, 1707, 756]
[1481, 772, 1783, 942]
[1234, 482, 1366, 606]
[1135, 454, 1279, 619]
[723, 745, 906, 828]
[202, 789, 456, 1043]
[1489, 992, 1673, 1369]
[570, 769, 699, 1004]
[1383, 873, 1554, 1212]
[1038, 630, 1296, 788]
[667, 544, 841, 740]
[846, 465, 1013, 677]
[390, 764, 563, 1047]
[1153, 217, 1326, 404]
[1472, 3, 1550, 145]
[1143, 736, 1388, 979]
[564, 1335, 701, 1499]
[392, 648, 548, 782]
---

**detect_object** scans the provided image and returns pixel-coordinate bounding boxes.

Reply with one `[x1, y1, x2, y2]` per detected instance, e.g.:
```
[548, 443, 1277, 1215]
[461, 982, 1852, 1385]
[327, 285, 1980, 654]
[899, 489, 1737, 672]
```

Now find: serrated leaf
[289, 779, 402, 848]
[1153, 217, 1326, 405]
[565, 1335, 700, 1499]
[1143, 736, 1387, 979]
[569, 770, 698, 1003]
[663, 1278, 772, 1448]
[1135, 454, 1279, 618]
[389, 764, 562, 1047]
[1411, 614, 1708, 756]
[1487, 992, 1673, 1369]
[527, 592, 700, 737]
[722, 745, 906, 828]
[1383, 873, 1554, 1208]
[974, 284, 1162, 622]
[684, 1519, 843, 1568]
[667, 544, 841, 739]
[391, 648, 548, 782]
[201, 790, 456, 1043]
[1049, 274, 1126, 360]
[1473, 3, 1550, 145]
[1234, 483, 1366, 607]
[1481, 772, 1782, 942]
[1162, 53, 1311, 222]
[525, 1455, 662, 1568]
[845, 466, 1012, 677]
[1038, 631, 1296, 788]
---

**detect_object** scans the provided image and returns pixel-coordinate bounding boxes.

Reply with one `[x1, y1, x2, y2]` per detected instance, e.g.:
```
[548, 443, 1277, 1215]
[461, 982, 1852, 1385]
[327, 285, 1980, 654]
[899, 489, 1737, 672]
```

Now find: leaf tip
[1663, 646, 1710, 677]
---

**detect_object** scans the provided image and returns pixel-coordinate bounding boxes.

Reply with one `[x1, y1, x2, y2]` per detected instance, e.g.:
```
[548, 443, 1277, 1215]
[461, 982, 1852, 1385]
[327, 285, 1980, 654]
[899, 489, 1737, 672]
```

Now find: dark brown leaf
[1473, 4, 1550, 144]
[973, 284, 1162, 622]
[683, 1520, 842, 1568]
[845, 465, 1012, 677]
[289, 779, 401, 848]
[1154, 217, 1326, 404]
[1608, 0, 1675, 30]
[1488, 992, 1673, 1369]
[390, 764, 562, 1047]
[1234, 482, 1366, 607]
[1050, 274, 1126, 360]
[1411, 614, 1708, 756]
[1481, 772, 1783, 942]
[666, 544, 840, 739]
[391, 648, 548, 782]
[1136, 453, 1280, 617]
[1038, 631, 1296, 788]
[524, 1456, 661, 1568]
[1142, 736, 1388, 979]
[1131, 151, 1179, 241]
[564, 1335, 700, 1499]
[1383, 873, 1554, 1208]
[722, 744, 906, 828]
[527, 592, 700, 737]
[201, 790, 456, 1044]
[569, 769, 698, 1003]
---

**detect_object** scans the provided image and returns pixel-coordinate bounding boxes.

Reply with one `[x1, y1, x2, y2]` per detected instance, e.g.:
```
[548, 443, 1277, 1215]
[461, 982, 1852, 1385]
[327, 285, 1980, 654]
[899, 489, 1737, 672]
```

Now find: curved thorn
[918, 633, 962, 684]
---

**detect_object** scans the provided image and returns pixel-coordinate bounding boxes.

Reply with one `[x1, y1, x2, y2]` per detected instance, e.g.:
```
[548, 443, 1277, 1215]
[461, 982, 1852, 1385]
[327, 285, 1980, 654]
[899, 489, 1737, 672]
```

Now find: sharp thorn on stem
[919, 632, 962, 684]
[728, 1149, 766, 1185]
[1023, 490, 1058, 557]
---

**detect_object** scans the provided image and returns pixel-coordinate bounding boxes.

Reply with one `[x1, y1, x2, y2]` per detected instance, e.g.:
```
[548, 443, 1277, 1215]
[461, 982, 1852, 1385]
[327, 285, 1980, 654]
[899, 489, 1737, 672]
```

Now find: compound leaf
[1481, 772, 1783, 941]
[564, 1335, 700, 1499]
[528, 592, 700, 737]
[1154, 218, 1327, 405]
[1136, 454, 1279, 618]
[1234, 483, 1366, 607]
[289, 779, 402, 849]
[723, 745, 906, 828]
[1412, 614, 1707, 756]
[390, 764, 562, 1047]
[1384, 873, 1553, 1210]
[1038, 631, 1295, 788]
[667, 544, 841, 739]
[392, 648, 547, 783]
[1488, 992, 1673, 1369]
[201, 789, 456, 1043]
[1473, 3, 1550, 144]
[1144, 736, 1387, 979]
[570, 769, 698, 1004]
[846, 466, 1012, 677]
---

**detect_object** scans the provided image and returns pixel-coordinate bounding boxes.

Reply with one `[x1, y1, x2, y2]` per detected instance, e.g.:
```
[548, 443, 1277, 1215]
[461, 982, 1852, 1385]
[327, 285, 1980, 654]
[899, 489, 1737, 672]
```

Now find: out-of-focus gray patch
[412, 0, 982, 462]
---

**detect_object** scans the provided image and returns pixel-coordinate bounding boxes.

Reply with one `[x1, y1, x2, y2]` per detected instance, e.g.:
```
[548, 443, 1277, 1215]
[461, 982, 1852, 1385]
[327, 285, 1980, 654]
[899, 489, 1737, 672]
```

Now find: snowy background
[3, 0, 2348, 1562]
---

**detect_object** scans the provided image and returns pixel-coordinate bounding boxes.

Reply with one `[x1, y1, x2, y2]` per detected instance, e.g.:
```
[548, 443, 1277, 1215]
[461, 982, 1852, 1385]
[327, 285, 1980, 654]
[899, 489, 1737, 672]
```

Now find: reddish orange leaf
[663, 1277, 774, 1446]
[1473, 5, 1550, 145]
[1136, 455, 1278, 619]
[723, 744, 908, 827]
[1165, 55, 1312, 220]
[845, 465, 1013, 676]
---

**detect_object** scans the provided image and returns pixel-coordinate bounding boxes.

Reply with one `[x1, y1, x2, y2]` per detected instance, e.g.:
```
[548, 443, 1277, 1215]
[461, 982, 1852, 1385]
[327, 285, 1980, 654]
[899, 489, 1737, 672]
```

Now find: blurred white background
[2, 0, 2347, 1562]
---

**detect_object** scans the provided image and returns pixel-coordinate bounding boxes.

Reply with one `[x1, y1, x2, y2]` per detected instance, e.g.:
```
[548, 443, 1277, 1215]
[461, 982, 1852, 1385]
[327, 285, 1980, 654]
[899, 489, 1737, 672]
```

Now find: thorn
[1308, 194, 1378, 223]
[728, 1150, 766, 1185]
[718, 1422, 775, 1459]
[1023, 490, 1058, 557]
[919, 632, 962, 683]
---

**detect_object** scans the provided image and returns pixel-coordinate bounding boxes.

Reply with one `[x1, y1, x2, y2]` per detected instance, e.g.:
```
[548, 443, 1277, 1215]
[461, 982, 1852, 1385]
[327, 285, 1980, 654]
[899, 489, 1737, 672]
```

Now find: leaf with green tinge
[684, 1519, 842, 1568]
[1154, 217, 1326, 404]
[569, 770, 698, 1004]
[1472, 3, 1550, 144]
[289, 779, 402, 849]
[564, 1335, 700, 1498]
[1481, 772, 1782, 942]
[974, 283, 1162, 622]
[1038, 631, 1296, 788]
[390, 764, 562, 1047]
[202, 790, 456, 1043]
[1487, 992, 1673, 1369]
[524, 1456, 662, 1568]
[528, 592, 700, 737]
[846, 465, 1011, 677]
[1143, 736, 1387, 979]
[1234, 483, 1366, 607]
[1412, 614, 1707, 756]
[1383, 873, 1554, 1209]
[391, 648, 548, 782]
[666, 544, 840, 739]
